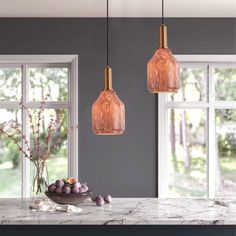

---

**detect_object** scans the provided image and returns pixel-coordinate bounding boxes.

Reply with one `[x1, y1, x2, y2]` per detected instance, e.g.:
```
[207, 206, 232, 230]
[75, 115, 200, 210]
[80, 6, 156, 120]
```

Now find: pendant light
[92, 0, 125, 135]
[147, 0, 180, 93]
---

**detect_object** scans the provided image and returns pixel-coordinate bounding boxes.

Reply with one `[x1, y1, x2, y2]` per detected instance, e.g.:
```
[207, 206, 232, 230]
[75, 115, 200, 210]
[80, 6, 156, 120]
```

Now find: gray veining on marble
[1, 198, 236, 225]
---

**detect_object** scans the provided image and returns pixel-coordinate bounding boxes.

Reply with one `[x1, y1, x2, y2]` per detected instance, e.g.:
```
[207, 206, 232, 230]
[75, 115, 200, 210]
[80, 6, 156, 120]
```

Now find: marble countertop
[1, 198, 236, 225]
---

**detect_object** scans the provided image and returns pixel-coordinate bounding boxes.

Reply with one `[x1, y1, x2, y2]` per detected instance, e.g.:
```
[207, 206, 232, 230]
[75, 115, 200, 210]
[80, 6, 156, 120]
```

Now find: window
[0, 55, 78, 198]
[158, 55, 236, 198]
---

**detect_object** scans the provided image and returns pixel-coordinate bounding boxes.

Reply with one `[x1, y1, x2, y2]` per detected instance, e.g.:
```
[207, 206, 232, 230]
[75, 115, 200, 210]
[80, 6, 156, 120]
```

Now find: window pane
[29, 109, 68, 185]
[29, 67, 68, 101]
[168, 109, 207, 197]
[168, 68, 207, 102]
[0, 68, 21, 101]
[215, 109, 236, 196]
[0, 109, 21, 197]
[215, 68, 236, 101]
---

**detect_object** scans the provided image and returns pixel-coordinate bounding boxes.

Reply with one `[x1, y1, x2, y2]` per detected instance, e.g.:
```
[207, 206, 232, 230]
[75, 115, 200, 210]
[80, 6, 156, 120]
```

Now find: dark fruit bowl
[45, 190, 93, 205]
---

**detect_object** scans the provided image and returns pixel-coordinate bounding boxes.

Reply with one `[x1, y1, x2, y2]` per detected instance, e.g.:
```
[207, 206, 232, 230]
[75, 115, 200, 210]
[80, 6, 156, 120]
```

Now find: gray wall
[0, 18, 235, 197]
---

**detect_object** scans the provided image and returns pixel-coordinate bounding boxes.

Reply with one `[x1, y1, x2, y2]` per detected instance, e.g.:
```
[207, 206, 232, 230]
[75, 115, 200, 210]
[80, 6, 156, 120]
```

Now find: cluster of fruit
[92, 195, 112, 206]
[48, 178, 89, 194]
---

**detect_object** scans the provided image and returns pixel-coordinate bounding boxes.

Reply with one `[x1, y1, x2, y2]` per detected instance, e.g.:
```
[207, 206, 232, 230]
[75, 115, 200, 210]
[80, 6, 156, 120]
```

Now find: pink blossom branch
[21, 102, 37, 153]
[43, 118, 57, 159]
[1, 96, 79, 170]
[7, 121, 31, 152]
[48, 129, 68, 158]
[47, 125, 78, 159]
[0, 127, 34, 162]
[36, 94, 50, 161]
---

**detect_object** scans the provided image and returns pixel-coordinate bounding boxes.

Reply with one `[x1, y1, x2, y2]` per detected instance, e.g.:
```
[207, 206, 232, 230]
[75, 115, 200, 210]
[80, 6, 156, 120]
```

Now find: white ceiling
[0, 0, 235, 17]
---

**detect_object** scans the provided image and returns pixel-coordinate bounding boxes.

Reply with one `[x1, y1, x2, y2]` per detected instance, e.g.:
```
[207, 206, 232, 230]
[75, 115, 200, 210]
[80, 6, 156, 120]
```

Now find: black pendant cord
[162, 0, 164, 25]
[106, 0, 109, 67]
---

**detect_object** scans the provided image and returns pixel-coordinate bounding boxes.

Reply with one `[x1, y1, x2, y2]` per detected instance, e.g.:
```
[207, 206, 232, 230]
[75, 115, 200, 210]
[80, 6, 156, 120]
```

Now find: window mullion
[158, 93, 168, 197]
[208, 64, 216, 198]
[21, 64, 30, 198]
[68, 57, 78, 179]
[26, 101, 70, 109]
[0, 102, 21, 109]
[166, 102, 209, 109]
[212, 102, 236, 109]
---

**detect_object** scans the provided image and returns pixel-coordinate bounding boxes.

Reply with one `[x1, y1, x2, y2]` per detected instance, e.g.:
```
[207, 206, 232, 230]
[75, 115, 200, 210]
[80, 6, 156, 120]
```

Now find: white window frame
[158, 55, 236, 198]
[0, 55, 78, 198]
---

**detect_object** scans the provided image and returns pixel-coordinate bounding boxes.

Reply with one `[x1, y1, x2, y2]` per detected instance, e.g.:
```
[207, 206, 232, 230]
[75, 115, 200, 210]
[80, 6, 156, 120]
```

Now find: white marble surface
[1, 198, 236, 225]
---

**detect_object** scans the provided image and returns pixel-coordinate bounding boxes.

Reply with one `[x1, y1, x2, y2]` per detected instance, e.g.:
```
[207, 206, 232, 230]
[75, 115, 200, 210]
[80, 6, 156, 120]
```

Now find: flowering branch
[0, 95, 79, 195]
[0, 94, 78, 171]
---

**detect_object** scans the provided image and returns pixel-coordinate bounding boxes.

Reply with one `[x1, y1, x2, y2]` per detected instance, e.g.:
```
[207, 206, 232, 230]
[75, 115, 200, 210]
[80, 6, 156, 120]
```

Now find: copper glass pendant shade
[92, 0, 125, 135]
[147, 0, 180, 93]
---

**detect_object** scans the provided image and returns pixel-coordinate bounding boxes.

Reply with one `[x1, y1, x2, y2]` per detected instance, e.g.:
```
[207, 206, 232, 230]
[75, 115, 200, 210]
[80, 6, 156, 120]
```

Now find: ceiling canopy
[0, 0, 235, 17]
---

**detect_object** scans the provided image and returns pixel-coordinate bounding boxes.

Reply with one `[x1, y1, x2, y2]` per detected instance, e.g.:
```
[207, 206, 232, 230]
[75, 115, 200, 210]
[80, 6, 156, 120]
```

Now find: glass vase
[31, 162, 49, 198]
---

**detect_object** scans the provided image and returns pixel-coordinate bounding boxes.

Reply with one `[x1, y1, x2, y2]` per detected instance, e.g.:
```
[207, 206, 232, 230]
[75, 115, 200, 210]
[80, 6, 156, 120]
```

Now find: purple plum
[71, 187, 80, 194]
[92, 195, 102, 202]
[62, 185, 71, 194]
[80, 183, 89, 193]
[104, 195, 112, 203]
[55, 179, 65, 188]
[48, 183, 56, 193]
[73, 182, 81, 189]
[80, 185, 88, 193]
[96, 196, 105, 206]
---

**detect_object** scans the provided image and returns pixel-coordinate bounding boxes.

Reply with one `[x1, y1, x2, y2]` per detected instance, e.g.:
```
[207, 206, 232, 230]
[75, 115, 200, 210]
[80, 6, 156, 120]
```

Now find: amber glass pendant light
[147, 0, 180, 93]
[92, 0, 125, 135]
